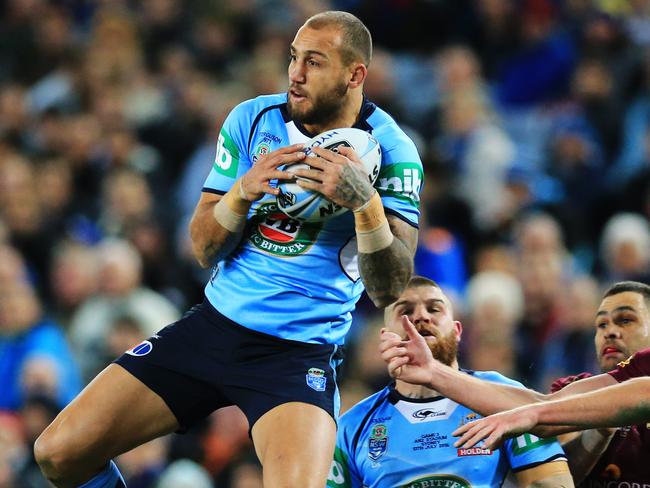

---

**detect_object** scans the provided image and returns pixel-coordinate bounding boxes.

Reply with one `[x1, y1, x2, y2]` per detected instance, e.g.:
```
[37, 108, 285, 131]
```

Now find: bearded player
[329, 277, 573, 487]
[381, 281, 650, 488]
[35, 11, 421, 488]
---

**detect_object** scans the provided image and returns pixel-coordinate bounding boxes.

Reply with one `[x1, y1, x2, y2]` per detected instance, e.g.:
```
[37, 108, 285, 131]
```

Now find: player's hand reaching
[240, 143, 306, 201]
[379, 315, 436, 386]
[452, 405, 541, 450]
[293, 145, 375, 210]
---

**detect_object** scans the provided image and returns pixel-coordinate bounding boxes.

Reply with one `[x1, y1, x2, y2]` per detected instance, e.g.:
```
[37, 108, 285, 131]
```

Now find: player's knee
[34, 427, 79, 482]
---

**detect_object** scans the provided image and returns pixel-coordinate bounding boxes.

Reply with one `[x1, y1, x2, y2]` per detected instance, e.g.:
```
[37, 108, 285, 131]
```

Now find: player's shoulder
[367, 105, 419, 154]
[469, 369, 525, 388]
[230, 93, 287, 119]
[338, 387, 391, 431]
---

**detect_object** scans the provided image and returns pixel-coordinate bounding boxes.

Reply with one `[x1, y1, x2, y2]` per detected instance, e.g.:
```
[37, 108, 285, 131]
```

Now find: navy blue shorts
[115, 300, 342, 432]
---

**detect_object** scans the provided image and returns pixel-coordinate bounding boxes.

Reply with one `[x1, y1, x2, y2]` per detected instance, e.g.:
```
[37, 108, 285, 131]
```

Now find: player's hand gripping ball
[276, 128, 381, 222]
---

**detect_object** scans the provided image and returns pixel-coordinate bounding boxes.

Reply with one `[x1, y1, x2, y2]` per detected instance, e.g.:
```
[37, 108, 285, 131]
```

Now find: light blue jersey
[202, 93, 422, 344]
[329, 372, 566, 488]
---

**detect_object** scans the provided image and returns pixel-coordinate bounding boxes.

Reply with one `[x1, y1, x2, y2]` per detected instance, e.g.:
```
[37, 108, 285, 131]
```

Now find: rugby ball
[276, 128, 381, 222]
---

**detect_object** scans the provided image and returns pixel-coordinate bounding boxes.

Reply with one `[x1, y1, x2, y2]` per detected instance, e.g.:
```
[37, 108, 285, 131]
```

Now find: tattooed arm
[359, 215, 416, 307]
[295, 145, 418, 307]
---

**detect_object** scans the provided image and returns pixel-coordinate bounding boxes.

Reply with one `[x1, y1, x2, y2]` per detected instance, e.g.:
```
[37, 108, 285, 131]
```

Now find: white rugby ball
[276, 128, 381, 222]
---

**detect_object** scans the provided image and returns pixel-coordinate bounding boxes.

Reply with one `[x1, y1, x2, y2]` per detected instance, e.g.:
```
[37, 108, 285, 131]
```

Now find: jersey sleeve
[327, 417, 364, 487]
[202, 100, 254, 194]
[608, 347, 650, 382]
[373, 127, 422, 227]
[504, 432, 567, 472]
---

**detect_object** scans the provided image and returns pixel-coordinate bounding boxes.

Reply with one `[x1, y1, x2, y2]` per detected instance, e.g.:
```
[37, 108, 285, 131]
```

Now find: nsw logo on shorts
[126, 340, 153, 357]
[306, 367, 326, 391]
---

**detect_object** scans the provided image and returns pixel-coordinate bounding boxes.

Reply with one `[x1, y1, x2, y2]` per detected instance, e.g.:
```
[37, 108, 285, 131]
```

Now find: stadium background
[1, 0, 650, 486]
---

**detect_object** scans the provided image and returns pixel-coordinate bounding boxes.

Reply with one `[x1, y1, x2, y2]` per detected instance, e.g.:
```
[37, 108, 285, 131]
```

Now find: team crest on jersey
[248, 202, 322, 256]
[253, 142, 270, 161]
[126, 340, 153, 357]
[306, 367, 326, 391]
[401, 474, 470, 488]
[368, 424, 388, 461]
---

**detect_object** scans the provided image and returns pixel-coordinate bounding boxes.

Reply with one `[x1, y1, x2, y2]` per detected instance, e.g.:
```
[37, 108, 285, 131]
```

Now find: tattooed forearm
[336, 164, 375, 209]
[359, 235, 413, 308]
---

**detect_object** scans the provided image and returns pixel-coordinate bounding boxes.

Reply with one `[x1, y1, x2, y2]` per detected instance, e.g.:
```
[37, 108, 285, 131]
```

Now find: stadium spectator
[68, 237, 179, 380]
[0, 277, 81, 411]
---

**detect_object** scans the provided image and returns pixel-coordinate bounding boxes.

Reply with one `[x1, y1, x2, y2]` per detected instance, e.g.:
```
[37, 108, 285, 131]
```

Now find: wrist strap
[354, 192, 393, 253]
[213, 178, 251, 233]
[353, 191, 384, 232]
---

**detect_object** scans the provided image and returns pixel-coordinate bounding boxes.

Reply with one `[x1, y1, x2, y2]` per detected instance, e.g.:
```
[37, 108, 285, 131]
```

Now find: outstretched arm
[379, 316, 614, 415]
[453, 376, 650, 450]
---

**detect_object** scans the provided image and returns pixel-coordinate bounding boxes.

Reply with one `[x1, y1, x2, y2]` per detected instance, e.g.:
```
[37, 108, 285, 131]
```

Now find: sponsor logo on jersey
[214, 129, 240, 178]
[511, 433, 555, 455]
[617, 354, 634, 369]
[412, 408, 448, 420]
[306, 367, 326, 391]
[457, 447, 493, 457]
[376, 162, 423, 207]
[327, 447, 350, 487]
[126, 340, 153, 357]
[248, 202, 322, 256]
[368, 424, 388, 461]
[401, 474, 470, 488]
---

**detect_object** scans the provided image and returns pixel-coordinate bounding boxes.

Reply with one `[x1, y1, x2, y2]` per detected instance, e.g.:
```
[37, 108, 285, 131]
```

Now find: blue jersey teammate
[35, 11, 421, 488]
[329, 277, 573, 487]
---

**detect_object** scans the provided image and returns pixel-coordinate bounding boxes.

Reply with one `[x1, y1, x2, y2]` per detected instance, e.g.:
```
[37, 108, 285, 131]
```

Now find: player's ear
[348, 63, 367, 89]
[454, 320, 463, 341]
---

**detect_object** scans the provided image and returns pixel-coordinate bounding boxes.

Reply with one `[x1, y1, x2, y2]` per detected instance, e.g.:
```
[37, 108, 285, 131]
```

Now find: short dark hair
[603, 281, 650, 308]
[304, 11, 372, 66]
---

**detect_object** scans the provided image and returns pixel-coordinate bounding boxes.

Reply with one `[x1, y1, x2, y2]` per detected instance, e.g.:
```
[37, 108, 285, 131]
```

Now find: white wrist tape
[212, 197, 247, 233]
[212, 179, 251, 233]
[357, 221, 394, 253]
[354, 192, 393, 253]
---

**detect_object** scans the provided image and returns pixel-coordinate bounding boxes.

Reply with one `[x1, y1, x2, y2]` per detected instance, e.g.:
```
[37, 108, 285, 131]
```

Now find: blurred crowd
[2, 0, 650, 486]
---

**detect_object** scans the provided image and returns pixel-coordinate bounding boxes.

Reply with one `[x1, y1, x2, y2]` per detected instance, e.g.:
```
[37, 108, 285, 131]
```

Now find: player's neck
[302, 90, 364, 135]
[395, 358, 459, 399]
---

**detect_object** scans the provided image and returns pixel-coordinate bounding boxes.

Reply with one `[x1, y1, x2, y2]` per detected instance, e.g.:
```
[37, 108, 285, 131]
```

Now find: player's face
[389, 286, 462, 366]
[594, 291, 650, 372]
[287, 25, 350, 126]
